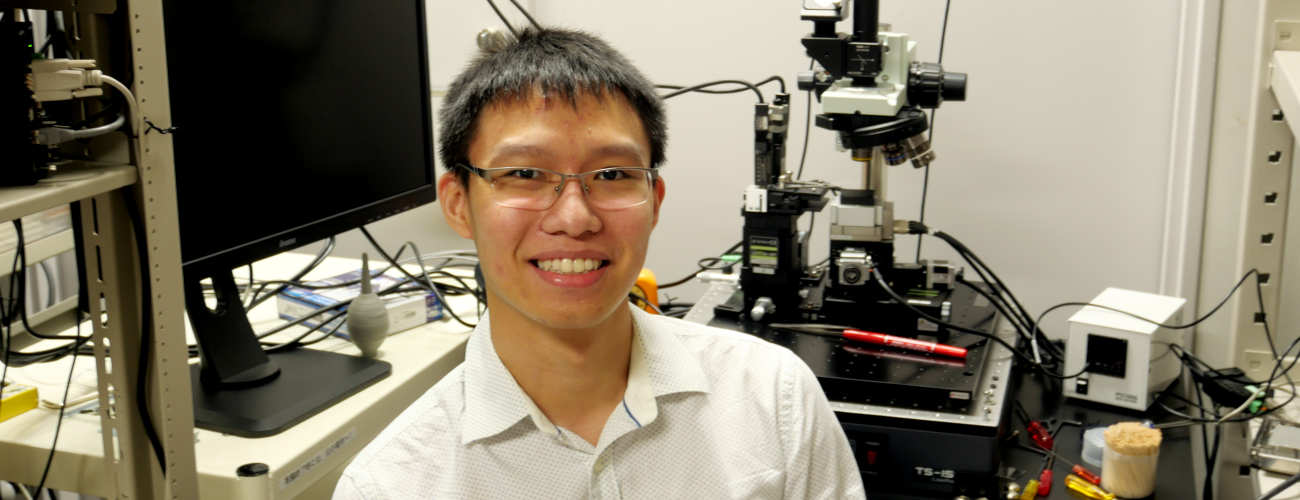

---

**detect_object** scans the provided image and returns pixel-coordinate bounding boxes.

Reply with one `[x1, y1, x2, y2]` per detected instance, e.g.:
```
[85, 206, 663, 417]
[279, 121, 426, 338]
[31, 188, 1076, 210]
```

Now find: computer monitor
[162, 0, 436, 437]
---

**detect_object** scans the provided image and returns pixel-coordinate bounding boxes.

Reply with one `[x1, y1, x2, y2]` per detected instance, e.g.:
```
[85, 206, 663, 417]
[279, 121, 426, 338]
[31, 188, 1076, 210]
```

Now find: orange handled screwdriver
[1072, 464, 1101, 484]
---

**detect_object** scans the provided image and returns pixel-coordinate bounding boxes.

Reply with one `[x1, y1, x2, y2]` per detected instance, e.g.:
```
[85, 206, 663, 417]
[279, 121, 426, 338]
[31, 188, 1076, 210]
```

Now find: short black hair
[438, 26, 667, 185]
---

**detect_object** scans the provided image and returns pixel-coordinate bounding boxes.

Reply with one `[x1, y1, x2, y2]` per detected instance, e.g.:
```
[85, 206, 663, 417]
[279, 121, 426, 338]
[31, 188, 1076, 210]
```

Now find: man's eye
[594, 170, 628, 181]
[505, 169, 541, 179]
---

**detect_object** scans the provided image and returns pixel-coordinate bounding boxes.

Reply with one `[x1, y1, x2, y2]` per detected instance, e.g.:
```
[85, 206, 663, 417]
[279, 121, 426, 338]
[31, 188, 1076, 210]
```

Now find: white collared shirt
[334, 306, 865, 499]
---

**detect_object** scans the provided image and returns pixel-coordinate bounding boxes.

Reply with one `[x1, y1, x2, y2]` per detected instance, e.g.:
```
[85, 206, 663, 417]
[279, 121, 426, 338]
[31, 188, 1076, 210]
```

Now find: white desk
[0, 253, 477, 499]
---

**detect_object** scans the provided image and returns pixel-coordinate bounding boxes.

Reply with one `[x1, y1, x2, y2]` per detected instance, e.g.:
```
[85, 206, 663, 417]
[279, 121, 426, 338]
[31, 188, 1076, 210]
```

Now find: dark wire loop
[142, 117, 177, 135]
[660, 80, 765, 103]
[657, 75, 786, 95]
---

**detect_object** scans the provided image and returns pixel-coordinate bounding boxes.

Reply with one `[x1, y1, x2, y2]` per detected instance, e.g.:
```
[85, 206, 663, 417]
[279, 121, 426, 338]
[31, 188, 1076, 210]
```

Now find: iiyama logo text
[279, 238, 296, 248]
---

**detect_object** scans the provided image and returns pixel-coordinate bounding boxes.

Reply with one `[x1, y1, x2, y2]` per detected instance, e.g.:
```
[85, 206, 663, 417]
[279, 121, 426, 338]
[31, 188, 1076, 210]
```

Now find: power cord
[33, 310, 81, 494]
[796, 58, 815, 180]
[627, 293, 664, 315]
[660, 80, 765, 103]
[658, 241, 742, 289]
[657, 75, 785, 95]
[359, 227, 477, 329]
[119, 187, 167, 474]
[916, 0, 954, 263]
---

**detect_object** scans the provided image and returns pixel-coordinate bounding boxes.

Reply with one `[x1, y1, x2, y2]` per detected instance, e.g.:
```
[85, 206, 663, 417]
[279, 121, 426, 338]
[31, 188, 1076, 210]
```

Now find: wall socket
[1244, 349, 1300, 380]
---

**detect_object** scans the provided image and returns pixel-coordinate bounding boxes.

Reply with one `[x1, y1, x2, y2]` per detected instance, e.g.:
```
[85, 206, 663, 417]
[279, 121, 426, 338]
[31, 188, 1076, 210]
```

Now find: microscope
[731, 0, 968, 339]
[702, 3, 1022, 496]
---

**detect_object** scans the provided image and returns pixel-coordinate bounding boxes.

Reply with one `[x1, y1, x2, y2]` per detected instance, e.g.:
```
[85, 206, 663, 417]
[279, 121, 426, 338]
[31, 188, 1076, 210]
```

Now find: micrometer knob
[751, 297, 776, 321]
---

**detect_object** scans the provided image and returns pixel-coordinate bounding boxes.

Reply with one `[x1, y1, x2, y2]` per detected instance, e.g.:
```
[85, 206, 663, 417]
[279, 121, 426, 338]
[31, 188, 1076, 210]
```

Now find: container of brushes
[1101, 422, 1161, 498]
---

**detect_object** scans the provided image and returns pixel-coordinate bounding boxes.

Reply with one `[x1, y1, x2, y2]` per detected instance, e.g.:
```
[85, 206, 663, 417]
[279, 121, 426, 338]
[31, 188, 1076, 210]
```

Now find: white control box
[1064, 288, 1187, 411]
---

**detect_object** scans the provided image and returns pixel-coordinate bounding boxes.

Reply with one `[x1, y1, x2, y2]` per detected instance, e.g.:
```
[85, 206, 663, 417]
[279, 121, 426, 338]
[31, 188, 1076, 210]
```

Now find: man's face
[439, 89, 664, 330]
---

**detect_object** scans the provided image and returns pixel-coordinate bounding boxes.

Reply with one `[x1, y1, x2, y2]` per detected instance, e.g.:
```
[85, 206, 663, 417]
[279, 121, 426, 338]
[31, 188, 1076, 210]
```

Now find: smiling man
[334, 27, 865, 499]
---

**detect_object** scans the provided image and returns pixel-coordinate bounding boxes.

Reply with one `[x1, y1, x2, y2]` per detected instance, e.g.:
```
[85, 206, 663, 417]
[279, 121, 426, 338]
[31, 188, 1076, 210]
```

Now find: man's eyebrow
[590, 143, 647, 164]
[490, 143, 554, 159]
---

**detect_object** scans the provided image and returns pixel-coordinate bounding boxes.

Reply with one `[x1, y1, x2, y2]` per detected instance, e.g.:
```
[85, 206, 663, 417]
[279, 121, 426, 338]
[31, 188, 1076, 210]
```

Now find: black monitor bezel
[164, 0, 440, 279]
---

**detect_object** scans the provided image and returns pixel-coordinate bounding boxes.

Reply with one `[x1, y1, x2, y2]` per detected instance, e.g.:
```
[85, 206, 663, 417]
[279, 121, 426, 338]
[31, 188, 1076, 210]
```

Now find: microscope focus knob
[942, 72, 967, 102]
[908, 62, 967, 109]
[751, 297, 776, 322]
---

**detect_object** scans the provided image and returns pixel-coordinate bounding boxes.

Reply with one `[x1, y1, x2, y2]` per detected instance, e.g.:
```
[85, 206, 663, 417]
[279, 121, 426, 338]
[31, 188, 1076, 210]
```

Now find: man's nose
[540, 178, 603, 236]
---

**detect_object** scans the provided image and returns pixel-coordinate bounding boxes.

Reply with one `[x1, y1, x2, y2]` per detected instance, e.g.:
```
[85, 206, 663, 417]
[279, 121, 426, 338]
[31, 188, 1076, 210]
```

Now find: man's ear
[651, 175, 666, 228]
[438, 172, 475, 240]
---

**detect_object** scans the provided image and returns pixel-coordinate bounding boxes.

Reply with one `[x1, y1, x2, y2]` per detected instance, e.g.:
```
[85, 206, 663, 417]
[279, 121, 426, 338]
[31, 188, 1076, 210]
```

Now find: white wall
[309, 0, 1185, 338]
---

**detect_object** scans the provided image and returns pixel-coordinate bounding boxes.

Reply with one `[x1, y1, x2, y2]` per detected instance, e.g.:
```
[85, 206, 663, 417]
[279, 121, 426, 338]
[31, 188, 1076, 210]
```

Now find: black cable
[1030, 270, 1259, 333]
[263, 310, 346, 353]
[505, 0, 540, 30]
[916, 0, 953, 262]
[659, 241, 743, 289]
[920, 227, 1056, 357]
[1259, 470, 1300, 500]
[10, 221, 80, 341]
[37, 260, 54, 308]
[930, 231, 1039, 335]
[656, 75, 786, 95]
[254, 299, 349, 340]
[797, 58, 815, 180]
[71, 99, 120, 129]
[0, 228, 88, 365]
[359, 227, 477, 328]
[34, 310, 80, 494]
[870, 267, 1088, 379]
[246, 236, 335, 308]
[119, 187, 167, 474]
[627, 293, 664, 315]
[483, 0, 517, 35]
[956, 279, 1053, 359]
[660, 80, 764, 103]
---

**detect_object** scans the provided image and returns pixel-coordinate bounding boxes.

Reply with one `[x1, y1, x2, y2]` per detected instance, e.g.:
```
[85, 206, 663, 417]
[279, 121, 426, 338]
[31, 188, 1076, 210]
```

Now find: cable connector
[29, 59, 104, 102]
[893, 220, 933, 235]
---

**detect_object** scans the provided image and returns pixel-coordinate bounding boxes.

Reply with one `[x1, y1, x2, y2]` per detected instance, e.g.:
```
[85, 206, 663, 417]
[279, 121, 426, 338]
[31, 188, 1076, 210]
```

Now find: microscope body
[728, 0, 966, 339]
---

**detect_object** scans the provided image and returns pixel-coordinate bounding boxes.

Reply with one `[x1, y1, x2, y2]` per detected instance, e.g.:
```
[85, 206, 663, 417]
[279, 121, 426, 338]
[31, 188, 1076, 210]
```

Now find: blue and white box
[276, 270, 444, 338]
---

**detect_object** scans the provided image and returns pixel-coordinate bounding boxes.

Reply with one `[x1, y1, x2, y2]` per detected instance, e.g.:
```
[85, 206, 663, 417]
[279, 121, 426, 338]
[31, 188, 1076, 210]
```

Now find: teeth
[536, 258, 603, 274]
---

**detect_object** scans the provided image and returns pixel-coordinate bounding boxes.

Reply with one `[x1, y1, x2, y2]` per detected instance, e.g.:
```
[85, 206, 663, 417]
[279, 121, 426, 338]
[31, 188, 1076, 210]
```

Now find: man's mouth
[532, 258, 609, 275]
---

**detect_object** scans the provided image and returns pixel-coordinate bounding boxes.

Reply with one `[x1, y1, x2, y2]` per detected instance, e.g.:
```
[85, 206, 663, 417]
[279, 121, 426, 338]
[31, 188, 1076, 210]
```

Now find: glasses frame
[456, 162, 660, 210]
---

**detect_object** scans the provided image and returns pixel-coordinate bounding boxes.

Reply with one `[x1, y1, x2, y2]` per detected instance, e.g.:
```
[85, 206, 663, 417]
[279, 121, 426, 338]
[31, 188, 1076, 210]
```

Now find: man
[335, 27, 865, 499]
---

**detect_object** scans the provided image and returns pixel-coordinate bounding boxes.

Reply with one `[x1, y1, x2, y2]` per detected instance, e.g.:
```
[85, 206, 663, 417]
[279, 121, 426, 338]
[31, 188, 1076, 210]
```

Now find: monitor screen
[163, 0, 436, 272]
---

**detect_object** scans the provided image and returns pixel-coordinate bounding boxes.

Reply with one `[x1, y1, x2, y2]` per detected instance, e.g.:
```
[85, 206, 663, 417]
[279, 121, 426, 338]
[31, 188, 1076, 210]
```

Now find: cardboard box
[276, 270, 444, 338]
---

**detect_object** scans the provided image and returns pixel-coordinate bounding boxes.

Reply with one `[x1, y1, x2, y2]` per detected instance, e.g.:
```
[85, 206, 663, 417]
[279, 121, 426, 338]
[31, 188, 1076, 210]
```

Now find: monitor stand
[183, 268, 390, 438]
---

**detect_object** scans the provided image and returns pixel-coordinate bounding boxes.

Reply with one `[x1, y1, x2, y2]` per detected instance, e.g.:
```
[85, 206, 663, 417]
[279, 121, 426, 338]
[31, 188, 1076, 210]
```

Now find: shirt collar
[460, 306, 711, 445]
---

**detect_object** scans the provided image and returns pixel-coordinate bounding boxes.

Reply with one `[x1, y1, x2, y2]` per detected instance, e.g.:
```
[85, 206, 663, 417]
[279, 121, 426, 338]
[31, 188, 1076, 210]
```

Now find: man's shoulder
[348, 364, 467, 471]
[641, 312, 797, 369]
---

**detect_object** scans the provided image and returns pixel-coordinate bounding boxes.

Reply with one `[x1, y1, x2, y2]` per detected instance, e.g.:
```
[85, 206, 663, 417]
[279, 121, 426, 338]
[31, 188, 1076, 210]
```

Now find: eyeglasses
[457, 163, 659, 211]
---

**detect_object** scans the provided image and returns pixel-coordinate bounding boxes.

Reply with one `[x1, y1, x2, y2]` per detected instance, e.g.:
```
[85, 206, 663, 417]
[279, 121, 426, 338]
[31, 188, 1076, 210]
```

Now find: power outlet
[1244, 349, 1300, 380]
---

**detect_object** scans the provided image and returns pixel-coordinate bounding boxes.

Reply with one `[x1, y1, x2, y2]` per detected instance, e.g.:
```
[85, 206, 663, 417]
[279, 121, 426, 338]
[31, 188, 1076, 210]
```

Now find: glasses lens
[488, 168, 561, 209]
[586, 168, 654, 209]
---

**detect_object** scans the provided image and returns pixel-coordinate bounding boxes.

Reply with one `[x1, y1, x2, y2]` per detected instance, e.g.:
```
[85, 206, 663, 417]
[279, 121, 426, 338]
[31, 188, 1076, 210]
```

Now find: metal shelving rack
[2, 0, 201, 498]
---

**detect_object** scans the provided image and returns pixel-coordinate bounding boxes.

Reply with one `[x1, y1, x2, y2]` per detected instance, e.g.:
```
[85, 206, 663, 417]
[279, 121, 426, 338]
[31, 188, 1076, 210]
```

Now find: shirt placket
[590, 452, 620, 500]
[588, 401, 645, 500]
